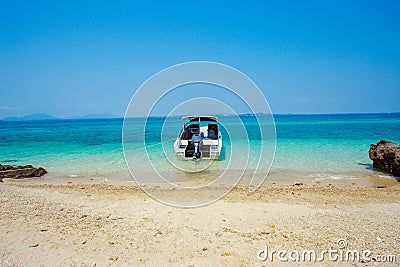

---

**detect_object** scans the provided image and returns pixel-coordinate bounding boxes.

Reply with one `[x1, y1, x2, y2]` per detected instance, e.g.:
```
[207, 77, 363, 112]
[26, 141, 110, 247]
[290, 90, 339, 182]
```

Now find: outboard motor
[191, 134, 202, 159]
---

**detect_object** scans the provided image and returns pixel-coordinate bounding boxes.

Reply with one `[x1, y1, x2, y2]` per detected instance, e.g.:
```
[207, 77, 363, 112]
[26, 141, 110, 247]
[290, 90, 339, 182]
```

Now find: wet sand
[1, 177, 399, 266]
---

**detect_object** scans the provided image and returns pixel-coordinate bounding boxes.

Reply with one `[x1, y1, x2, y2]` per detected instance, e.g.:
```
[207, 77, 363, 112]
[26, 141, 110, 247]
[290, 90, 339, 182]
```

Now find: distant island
[1, 113, 118, 121]
[1, 112, 266, 121]
[68, 113, 117, 120]
[1, 113, 60, 121]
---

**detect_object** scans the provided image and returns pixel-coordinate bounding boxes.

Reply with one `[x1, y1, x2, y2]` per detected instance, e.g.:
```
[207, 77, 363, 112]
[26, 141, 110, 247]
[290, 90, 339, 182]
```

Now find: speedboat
[174, 116, 222, 160]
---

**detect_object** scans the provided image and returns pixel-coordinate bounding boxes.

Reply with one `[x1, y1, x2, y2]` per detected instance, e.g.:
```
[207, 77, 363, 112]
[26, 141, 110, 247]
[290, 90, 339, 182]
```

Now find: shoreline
[1, 176, 399, 266]
[16, 169, 400, 188]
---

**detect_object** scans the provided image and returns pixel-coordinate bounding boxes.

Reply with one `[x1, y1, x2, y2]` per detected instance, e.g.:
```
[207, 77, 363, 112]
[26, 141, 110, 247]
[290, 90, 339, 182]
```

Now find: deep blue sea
[1, 113, 399, 182]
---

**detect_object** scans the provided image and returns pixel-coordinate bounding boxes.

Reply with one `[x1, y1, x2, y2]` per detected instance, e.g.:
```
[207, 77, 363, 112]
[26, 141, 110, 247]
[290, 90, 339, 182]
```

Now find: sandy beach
[1, 177, 399, 266]
[2, 0, 400, 265]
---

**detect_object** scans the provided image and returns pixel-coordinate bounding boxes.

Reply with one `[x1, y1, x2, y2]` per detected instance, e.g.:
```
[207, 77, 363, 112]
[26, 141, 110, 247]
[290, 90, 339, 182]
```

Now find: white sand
[1, 179, 399, 266]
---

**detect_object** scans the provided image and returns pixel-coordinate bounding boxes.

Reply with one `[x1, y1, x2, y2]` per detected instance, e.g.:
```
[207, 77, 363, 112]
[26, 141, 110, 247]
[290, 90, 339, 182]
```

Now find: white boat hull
[174, 122, 222, 160]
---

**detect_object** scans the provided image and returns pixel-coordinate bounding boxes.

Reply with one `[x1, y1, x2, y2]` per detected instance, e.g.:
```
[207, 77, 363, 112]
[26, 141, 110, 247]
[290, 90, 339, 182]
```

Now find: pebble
[154, 229, 162, 236]
[29, 242, 39, 248]
[142, 217, 153, 222]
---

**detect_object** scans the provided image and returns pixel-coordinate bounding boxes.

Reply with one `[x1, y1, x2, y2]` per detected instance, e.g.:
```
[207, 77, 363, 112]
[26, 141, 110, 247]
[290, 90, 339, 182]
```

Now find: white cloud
[0, 105, 13, 110]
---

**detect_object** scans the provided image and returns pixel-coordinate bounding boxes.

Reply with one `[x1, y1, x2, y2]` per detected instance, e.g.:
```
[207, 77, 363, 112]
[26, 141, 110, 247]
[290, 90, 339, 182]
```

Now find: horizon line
[1, 111, 400, 121]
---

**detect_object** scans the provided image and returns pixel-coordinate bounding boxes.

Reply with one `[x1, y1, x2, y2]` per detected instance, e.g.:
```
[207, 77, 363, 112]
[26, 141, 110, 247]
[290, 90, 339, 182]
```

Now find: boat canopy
[181, 116, 218, 129]
[185, 116, 218, 122]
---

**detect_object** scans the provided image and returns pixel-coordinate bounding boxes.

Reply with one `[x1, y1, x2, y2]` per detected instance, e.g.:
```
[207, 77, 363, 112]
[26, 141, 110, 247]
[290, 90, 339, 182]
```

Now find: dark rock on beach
[369, 140, 400, 177]
[0, 164, 47, 180]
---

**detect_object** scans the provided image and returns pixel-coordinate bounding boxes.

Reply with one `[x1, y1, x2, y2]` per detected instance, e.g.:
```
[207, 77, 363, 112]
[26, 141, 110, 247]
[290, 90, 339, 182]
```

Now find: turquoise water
[1, 113, 399, 181]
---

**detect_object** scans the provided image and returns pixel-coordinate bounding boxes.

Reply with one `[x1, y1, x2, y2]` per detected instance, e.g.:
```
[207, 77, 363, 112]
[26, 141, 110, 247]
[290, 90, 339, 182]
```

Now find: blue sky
[0, 0, 399, 118]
